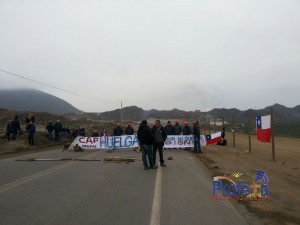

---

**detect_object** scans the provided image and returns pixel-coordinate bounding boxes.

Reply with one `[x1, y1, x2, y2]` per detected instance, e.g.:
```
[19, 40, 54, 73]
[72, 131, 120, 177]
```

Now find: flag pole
[271, 107, 275, 161]
[248, 110, 252, 153]
[120, 101, 123, 126]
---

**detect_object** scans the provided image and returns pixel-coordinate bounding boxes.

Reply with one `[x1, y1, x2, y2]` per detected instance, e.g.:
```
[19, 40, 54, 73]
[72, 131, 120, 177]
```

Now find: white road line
[0, 161, 77, 193]
[0, 152, 100, 193]
[149, 166, 162, 225]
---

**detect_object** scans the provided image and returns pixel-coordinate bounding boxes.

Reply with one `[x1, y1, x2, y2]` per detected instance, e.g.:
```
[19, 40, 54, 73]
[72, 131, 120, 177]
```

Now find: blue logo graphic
[255, 170, 269, 183]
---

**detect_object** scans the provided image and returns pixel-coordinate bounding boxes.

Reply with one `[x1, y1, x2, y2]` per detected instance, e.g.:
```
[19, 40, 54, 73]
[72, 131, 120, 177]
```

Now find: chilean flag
[205, 132, 222, 145]
[256, 115, 271, 142]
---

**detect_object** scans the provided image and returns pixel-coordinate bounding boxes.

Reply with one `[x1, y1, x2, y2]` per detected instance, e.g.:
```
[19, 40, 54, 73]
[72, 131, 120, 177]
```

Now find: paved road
[0, 148, 251, 225]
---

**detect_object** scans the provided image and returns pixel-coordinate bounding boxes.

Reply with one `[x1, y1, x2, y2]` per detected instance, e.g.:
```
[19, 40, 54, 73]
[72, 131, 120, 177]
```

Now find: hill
[0, 89, 83, 115]
[88, 104, 300, 124]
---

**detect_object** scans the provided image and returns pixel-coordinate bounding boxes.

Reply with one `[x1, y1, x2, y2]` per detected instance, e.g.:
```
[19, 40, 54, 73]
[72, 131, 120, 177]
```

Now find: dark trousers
[194, 136, 201, 151]
[48, 131, 53, 140]
[6, 132, 11, 141]
[140, 145, 154, 168]
[153, 142, 164, 165]
[28, 134, 34, 146]
[13, 130, 18, 140]
[55, 131, 60, 141]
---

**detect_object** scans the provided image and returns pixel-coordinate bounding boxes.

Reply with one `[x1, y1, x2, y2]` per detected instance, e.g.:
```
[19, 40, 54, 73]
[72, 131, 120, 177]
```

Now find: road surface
[0, 147, 253, 225]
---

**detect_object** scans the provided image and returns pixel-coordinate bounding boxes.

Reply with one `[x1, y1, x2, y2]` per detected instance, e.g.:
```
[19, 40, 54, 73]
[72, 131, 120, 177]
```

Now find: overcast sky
[0, 0, 299, 112]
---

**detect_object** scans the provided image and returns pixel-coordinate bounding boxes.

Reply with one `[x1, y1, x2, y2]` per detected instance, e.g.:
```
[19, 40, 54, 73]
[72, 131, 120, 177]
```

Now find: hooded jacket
[137, 123, 154, 145]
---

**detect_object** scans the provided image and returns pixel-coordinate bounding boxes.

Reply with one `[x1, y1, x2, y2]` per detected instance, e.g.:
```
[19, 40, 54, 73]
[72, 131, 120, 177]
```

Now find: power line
[0, 69, 118, 105]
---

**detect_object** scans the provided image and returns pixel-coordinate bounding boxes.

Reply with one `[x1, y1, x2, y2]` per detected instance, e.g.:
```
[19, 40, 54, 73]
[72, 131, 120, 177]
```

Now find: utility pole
[120, 101, 123, 126]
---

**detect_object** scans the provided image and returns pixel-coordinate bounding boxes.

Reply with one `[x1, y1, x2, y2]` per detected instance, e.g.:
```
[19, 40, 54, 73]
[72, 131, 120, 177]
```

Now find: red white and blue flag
[256, 115, 271, 142]
[205, 132, 222, 145]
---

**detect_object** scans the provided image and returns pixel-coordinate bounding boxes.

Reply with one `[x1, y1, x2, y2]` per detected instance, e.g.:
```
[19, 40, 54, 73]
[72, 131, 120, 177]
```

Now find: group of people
[137, 120, 202, 170]
[46, 120, 67, 141]
[90, 123, 135, 137]
[6, 114, 36, 146]
[6, 116, 21, 141]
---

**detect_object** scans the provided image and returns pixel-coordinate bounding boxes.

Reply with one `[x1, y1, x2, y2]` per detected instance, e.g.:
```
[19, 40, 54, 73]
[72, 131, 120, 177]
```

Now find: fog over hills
[0, 89, 82, 115]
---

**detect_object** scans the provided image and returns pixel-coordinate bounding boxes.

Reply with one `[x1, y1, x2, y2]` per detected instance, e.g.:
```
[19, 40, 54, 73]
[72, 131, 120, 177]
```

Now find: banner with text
[72, 133, 220, 150]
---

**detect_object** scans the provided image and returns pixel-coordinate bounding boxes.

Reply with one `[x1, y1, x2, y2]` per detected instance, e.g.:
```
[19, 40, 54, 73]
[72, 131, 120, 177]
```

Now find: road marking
[149, 166, 162, 225]
[0, 152, 100, 194]
[0, 161, 77, 193]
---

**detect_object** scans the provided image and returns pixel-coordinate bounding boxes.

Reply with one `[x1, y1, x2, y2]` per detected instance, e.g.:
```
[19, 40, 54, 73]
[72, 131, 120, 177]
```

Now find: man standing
[54, 120, 63, 141]
[165, 121, 174, 136]
[183, 121, 191, 150]
[192, 121, 202, 153]
[12, 116, 20, 140]
[125, 123, 134, 135]
[6, 120, 12, 141]
[137, 120, 157, 170]
[113, 123, 123, 136]
[46, 121, 54, 140]
[26, 122, 36, 146]
[174, 120, 182, 135]
[152, 120, 167, 167]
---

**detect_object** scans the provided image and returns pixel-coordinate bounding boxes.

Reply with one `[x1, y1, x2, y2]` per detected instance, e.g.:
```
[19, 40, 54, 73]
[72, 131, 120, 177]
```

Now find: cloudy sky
[0, 0, 299, 112]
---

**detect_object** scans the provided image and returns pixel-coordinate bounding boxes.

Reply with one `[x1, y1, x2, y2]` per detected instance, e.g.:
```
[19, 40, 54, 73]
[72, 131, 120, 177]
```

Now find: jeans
[140, 145, 154, 168]
[194, 136, 201, 151]
[153, 142, 164, 165]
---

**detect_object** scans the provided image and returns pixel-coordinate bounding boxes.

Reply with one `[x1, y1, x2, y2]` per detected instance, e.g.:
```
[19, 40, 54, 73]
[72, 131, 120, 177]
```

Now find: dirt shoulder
[194, 132, 300, 225]
[0, 132, 70, 159]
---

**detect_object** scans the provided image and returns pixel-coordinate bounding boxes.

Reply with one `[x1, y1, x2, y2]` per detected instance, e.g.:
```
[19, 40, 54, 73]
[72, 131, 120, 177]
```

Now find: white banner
[72, 134, 211, 149]
[77, 135, 139, 149]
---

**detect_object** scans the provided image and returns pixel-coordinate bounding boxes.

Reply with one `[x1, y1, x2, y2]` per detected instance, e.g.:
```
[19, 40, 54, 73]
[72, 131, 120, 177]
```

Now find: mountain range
[89, 104, 300, 123]
[0, 89, 299, 123]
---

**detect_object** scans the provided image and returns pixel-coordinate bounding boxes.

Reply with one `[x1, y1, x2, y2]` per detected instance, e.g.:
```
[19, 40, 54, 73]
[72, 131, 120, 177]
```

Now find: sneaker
[161, 163, 166, 167]
[150, 166, 158, 169]
[144, 167, 149, 170]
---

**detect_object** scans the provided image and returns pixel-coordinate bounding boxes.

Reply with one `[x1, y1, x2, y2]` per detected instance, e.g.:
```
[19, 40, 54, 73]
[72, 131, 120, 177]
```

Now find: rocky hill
[87, 104, 300, 124]
[0, 89, 83, 115]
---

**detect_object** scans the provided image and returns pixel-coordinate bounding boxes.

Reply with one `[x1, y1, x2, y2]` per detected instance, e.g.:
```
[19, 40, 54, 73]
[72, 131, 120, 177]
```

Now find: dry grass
[196, 132, 300, 225]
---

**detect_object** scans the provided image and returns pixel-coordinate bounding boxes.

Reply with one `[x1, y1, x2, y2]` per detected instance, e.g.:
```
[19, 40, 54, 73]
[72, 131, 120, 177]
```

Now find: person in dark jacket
[26, 122, 36, 146]
[125, 123, 134, 135]
[46, 121, 54, 140]
[152, 120, 167, 167]
[6, 120, 13, 141]
[113, 123, 123, 136]
[91, 130, 99, 137]
[12, 116, 20, 140]
[164, 121, 174, 136]
[54, 120, 63, 141]
[217, 127, 227, 146]
[174, 120, 182, 135]
[137, 120, 157, 170]
[192, 121, 202, 153]
[183, 121, 191, 150]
